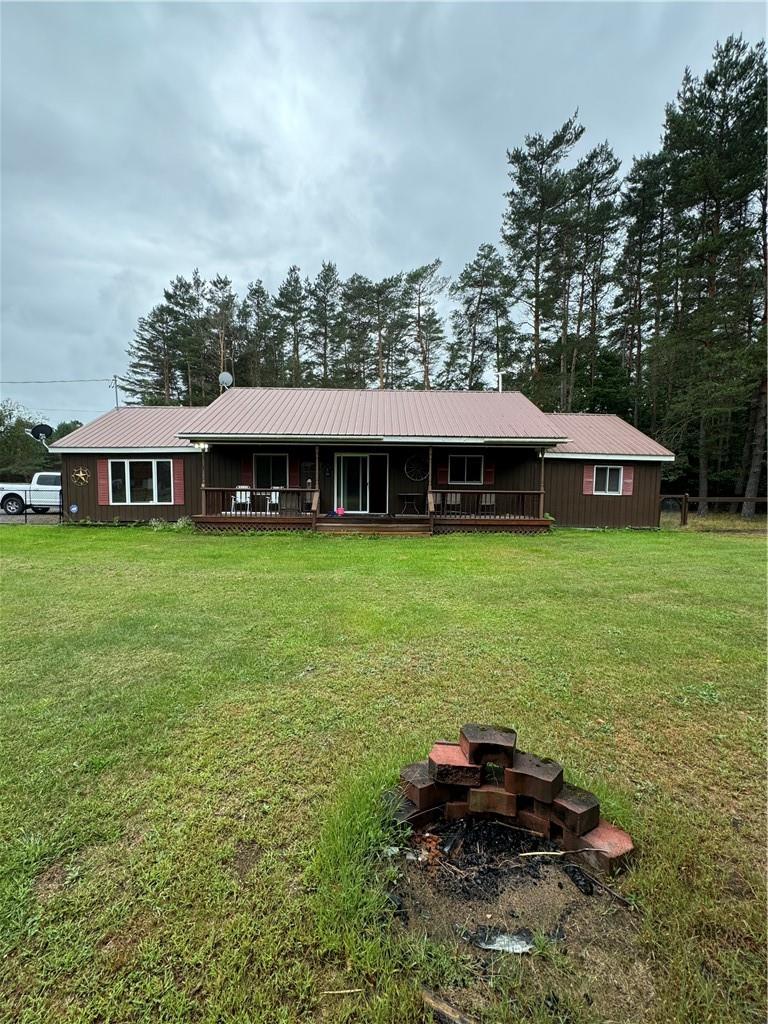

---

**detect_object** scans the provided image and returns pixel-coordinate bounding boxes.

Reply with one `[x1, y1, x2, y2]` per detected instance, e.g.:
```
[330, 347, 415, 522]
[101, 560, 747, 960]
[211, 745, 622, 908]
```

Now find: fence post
[681, 493, 689, 526]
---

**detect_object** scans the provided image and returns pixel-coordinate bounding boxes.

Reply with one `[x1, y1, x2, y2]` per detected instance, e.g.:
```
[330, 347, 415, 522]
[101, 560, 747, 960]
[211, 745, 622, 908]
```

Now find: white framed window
[593, 465, 623, 495]
[254, 453, 289, 489]
[109, 459, 173, 504]
[448, 454, 484, 485]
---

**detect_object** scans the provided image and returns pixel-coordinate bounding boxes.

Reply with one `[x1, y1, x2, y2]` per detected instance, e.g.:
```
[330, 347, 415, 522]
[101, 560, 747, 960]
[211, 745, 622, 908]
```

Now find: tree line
[0, 401, 81, 481]
[123, 36, 766, 504]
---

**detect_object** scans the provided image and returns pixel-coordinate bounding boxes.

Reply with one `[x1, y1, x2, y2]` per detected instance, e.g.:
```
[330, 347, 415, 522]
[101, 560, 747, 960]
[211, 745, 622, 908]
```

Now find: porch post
[314, 444, 320, 488]
[201, 444, 207, 516]
[428, 446, 433, 491]
[538, 448, 545, 519]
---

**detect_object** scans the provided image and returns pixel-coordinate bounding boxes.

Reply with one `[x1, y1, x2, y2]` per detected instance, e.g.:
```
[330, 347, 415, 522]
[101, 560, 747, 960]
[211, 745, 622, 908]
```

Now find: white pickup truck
[0, 472, 62, 514]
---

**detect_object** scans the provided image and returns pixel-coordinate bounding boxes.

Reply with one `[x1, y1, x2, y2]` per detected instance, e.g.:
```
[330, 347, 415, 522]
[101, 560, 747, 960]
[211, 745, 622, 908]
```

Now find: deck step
[316, 519, 432, 536]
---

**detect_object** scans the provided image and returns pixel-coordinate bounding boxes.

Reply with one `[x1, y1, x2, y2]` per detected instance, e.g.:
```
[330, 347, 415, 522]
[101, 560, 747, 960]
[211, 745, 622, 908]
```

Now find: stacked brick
[396, 724, 633, 874]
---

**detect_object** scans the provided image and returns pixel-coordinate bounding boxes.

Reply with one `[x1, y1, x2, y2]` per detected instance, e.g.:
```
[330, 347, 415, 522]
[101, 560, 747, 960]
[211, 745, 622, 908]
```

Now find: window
[109, 459, 173, 504]
[36, 474, 61, 487]
[449, 454, 484, 485]
[254, 454, 288, 489]
[593, 465, 623, 495]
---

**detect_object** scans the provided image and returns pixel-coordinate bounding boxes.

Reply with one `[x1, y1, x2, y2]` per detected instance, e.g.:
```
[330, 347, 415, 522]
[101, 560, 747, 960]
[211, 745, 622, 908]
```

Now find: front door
[335, 454, 368, 512]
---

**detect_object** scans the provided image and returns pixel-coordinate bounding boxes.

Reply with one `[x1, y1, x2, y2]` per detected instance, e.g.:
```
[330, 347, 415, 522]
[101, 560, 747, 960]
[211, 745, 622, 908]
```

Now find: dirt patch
[231, 840, 262, 880]
[394, 819, 655, 1022]
[33, 861, 67, 902]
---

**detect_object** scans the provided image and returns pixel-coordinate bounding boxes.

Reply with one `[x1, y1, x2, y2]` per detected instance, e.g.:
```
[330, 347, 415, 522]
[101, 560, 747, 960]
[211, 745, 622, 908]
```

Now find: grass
[660, 510, 767, 533]
[0, 525, 765, 1023]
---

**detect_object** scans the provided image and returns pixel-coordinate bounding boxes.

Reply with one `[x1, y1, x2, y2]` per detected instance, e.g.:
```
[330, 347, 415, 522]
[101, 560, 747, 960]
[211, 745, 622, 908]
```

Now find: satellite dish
[30, 423, 54, 441]
[218, 371, 234, 389]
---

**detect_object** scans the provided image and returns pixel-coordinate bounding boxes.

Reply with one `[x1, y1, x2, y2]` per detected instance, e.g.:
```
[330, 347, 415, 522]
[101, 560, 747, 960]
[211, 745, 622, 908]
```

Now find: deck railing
[428, 489, 544, 519]
[201, 487, 319, 518]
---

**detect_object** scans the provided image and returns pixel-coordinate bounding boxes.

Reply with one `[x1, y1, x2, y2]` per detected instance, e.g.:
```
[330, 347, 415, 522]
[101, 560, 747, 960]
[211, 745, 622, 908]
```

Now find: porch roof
[178, 387, 569, 445]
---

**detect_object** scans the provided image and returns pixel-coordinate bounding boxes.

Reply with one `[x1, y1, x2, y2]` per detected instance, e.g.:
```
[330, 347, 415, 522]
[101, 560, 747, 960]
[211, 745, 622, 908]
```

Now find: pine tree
[663, 36, 766, 510]
[237, 280, 281, 387]
[371, 274, 410, 389]
[207, 275, 237, 392]
[274, 266, 307, 387]
[306, 262, 343, 385]
[502, 113, 585, 401]
[442, 244, 506, 389]
[404, 260, 448, 390]
[123, 304, 179, 404]
[338, 274, 376, 387]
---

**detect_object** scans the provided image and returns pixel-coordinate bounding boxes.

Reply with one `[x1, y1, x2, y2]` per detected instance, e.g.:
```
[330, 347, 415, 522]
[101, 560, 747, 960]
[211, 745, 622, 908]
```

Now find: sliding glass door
[335, 454, 368, 513]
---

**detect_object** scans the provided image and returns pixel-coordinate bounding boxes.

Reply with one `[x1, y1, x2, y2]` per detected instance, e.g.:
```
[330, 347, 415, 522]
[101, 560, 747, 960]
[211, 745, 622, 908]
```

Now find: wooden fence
[661, 493, 767, 526]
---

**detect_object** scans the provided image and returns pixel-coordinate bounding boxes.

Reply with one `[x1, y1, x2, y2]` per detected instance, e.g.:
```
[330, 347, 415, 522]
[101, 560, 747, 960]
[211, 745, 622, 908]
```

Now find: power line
[0, 377, 115, 384]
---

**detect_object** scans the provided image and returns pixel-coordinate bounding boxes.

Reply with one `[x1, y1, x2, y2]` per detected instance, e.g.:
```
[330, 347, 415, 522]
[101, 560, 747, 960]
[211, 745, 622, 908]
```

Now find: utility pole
[112, 375, 120, 408]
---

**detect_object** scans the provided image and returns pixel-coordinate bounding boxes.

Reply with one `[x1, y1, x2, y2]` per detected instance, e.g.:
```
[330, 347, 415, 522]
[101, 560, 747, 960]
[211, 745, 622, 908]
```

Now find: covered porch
[192, 442, 550, 533]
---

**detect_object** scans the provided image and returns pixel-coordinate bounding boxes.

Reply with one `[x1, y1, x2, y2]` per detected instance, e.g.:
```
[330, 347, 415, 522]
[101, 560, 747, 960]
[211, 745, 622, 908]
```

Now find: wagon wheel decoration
[403, 455, 429, 482]
[71, 466, 91, 486]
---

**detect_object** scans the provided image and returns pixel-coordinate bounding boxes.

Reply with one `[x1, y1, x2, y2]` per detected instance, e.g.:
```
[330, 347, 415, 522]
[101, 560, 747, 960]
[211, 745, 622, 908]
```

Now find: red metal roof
[546, 414, 674, 459]
[178, 388, 567, 442]
[51, 406, 200, 451]
[50, 393, 673, 460]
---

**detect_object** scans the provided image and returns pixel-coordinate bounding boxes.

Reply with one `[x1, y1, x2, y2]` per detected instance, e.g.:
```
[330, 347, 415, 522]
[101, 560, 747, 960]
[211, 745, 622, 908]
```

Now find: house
[51, 388, 674, 533]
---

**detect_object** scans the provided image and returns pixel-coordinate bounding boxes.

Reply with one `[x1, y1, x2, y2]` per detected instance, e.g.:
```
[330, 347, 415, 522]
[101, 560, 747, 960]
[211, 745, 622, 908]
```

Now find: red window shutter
[173, 459, 185, 505]
[582, 464, 594, 495]
[622, 466, 634, 496]
[240, 457, 253, 486]
[483, 462, 495, 485]
[289, 457, 300, 488]
[97, 459, 109, 505]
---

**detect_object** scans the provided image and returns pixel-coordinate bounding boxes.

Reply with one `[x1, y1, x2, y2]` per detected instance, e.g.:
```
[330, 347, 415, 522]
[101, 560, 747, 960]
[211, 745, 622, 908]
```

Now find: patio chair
[231, 487, 252, 515]
[266, 489, 280, 514]
[479, 492, 496, 516]
[445, 491, 462, 514]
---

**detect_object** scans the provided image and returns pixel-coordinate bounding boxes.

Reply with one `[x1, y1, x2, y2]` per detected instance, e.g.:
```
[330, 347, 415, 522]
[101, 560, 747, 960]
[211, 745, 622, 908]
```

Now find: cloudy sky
[1, 1, 763, 424]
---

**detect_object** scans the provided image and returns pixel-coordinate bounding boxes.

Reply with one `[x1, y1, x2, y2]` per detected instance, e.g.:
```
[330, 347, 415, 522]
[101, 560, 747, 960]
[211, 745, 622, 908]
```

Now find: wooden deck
[194, 486, 551, 534]
[193, 512, 551, 535]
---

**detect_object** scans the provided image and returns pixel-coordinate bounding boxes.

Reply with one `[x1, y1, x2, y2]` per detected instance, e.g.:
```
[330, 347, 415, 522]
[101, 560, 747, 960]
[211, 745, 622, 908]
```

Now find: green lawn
[1, 526, 765, 1024]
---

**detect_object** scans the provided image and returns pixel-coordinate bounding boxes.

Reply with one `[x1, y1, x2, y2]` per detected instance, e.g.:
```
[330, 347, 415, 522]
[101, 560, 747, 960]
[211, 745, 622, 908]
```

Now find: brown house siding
[61, 448, 662, 528]
[544, 459, 661, 528]
[61, 453, 202, 522]
[203, 443, 541, 516]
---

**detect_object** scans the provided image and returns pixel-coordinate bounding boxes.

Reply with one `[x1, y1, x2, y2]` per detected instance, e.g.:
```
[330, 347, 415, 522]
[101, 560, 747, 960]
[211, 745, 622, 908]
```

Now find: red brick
[459, 724, 517, 767]
[445, 800, 470, 821]
[428, 742, 483, 787]
[551, 783, 600, 836]
[468, 784, 517, 818]
[563, 819, 634, 874]
[399, 760, 449, 810]
[517, 809, 550, 837]
[504, 751, 563, 802]
[391, 795, 445, 830]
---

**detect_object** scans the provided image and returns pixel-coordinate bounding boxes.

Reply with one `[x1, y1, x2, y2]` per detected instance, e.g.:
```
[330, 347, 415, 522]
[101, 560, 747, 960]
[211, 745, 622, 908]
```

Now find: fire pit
[391, 724, 634, 875]
[387, 727, 651, 1021]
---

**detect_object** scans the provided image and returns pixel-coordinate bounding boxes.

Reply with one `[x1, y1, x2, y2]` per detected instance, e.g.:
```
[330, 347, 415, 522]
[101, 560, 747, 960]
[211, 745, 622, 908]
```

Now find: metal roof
[178, 387, 568, 443]
[545, 413, 674, 460]
[51, 406, 200, 452]
[50, 393, 674, 461]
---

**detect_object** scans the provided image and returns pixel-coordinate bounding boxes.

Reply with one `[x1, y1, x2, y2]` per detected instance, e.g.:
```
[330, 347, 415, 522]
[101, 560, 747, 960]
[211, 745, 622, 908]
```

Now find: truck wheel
[2, 495, 25, 515]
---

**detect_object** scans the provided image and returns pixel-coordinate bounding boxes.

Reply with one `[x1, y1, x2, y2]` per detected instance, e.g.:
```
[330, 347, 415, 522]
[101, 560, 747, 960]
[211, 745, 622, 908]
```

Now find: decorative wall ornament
[404, 455, 428, 482]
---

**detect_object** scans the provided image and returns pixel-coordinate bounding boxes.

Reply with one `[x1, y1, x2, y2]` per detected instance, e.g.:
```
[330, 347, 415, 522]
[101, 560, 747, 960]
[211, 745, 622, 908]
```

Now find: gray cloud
[1, 1, 763, 422]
